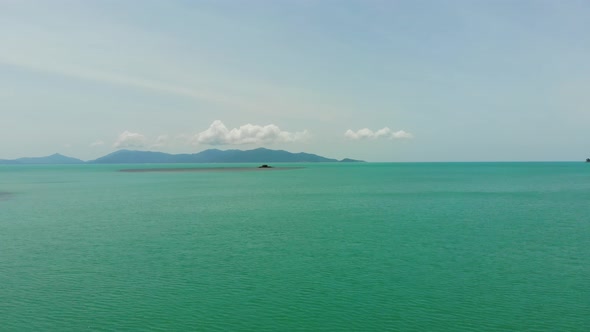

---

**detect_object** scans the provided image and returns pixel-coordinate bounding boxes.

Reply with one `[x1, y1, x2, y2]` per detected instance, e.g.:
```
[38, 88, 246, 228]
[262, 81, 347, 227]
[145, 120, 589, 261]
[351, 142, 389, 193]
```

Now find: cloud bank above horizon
[105, 121, 413, 151]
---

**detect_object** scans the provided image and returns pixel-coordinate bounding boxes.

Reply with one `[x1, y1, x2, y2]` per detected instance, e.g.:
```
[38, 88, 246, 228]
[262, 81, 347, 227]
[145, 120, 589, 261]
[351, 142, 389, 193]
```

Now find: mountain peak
[0, 153, 84, 164]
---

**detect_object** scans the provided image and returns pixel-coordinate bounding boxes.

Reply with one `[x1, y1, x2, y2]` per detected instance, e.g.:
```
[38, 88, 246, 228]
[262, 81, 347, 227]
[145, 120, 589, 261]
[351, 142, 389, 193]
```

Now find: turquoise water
[1, 163, 589, 331]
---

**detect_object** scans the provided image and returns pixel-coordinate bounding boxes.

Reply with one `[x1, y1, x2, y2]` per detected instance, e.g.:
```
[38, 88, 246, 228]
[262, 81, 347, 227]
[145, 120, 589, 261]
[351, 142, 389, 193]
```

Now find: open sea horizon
[1, 162, 589, 331]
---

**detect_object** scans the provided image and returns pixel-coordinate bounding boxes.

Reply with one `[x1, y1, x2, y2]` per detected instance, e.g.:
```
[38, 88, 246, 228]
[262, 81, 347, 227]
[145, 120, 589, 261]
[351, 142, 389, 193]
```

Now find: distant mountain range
[0, 148, 364, 164]
[0, 153, 85, 165]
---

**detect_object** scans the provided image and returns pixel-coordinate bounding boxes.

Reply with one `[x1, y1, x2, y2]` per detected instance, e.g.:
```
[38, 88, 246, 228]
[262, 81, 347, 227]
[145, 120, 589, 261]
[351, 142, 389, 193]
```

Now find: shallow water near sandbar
[1, 162, 589, 331]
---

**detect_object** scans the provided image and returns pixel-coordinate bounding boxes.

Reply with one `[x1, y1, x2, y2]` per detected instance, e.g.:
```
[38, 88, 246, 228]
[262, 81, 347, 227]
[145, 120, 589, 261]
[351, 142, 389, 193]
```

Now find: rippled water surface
[1, 163, 589, 331]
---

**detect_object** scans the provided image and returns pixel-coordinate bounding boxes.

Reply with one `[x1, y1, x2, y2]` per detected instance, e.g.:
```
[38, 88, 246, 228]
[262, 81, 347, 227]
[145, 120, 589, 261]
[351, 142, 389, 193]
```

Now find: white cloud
[113, 131, 147, 149]
[345, 127, 413, 140]
[151, 135, 169, 148]
[90, 140, 104, 147]
[194, 120, 309, 145]
[392, 130, 414, 139]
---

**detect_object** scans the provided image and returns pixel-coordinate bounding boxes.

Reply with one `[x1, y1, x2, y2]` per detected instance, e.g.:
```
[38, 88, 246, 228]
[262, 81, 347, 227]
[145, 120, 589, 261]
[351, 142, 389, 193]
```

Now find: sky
[1, 0, 589, 162]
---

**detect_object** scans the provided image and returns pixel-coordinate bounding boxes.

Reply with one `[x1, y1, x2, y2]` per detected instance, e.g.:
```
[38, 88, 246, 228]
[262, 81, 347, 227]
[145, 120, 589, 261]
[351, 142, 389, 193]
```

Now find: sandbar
[0, 192, 12, 200]
[119, 167, 304, 173]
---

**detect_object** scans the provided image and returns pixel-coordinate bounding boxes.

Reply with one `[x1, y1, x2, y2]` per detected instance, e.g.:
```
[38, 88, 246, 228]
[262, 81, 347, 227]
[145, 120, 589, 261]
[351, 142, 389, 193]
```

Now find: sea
[1, 162, 589, 331]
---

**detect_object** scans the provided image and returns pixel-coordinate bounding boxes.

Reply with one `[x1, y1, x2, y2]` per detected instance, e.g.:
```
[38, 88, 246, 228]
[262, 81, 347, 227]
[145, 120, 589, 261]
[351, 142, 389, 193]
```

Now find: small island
[258, 164, 272, 168]
[586, 158, 590, 163]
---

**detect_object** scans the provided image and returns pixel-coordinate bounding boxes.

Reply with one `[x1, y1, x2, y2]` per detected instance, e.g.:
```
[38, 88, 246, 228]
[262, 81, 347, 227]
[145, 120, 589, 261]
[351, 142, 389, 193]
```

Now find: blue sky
[1, 0, 589, 161]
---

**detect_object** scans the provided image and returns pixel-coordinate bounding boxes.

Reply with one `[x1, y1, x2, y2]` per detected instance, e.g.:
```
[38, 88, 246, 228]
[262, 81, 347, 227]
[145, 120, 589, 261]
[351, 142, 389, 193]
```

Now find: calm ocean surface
[1, 162, 589, 331]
